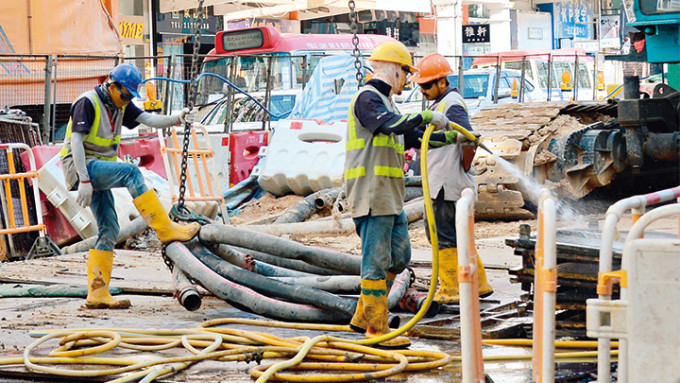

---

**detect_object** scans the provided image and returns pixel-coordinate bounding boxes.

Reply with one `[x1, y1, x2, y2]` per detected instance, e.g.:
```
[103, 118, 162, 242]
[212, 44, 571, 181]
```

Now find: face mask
[96, 83, 118, 110]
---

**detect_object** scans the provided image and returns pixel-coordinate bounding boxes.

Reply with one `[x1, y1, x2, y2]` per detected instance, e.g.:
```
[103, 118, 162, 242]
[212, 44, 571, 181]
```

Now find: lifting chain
[348, 0, 363, 89]
[177, 0, 206, 212]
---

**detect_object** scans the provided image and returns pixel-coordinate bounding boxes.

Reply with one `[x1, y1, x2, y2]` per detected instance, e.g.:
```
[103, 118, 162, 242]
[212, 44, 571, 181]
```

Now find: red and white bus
[471, 48, 605, 101]
[199, 26, 395, 102]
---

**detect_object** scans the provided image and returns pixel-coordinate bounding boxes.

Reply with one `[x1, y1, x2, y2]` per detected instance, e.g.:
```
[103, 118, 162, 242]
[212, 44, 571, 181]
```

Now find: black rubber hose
[274, 187, 340, 224]
[404, 186, 423, 202]
[208, 243, 315, 278]
[165, 241, 347, 323]
[199, 224, 361, 274]
[172, 267, 202, 311]
[231, 246, 342, 276]
[185, 240, 356, 318]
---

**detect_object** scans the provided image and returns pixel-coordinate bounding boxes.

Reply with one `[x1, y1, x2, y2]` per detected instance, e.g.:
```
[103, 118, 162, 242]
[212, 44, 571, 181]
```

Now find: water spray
[449, 121, 494, 155]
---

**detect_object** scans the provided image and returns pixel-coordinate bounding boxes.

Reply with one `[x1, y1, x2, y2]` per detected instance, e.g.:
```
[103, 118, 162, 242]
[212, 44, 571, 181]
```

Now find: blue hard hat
[109, 63, 142, 98]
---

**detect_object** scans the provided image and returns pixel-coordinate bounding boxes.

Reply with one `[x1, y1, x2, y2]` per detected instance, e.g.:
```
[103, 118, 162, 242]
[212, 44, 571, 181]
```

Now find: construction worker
[410, 53, 493, 304]
[60, 62, 201, 309]
[345, 41, 452, 349]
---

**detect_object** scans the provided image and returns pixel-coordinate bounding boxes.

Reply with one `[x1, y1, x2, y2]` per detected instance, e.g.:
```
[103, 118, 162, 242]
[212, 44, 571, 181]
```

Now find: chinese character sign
[555, 1, 592, 39]
[462, 24, 491, 43]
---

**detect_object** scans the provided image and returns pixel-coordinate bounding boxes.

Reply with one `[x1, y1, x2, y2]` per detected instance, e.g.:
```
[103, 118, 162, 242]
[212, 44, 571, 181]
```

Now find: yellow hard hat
[369, 40, 417, 73]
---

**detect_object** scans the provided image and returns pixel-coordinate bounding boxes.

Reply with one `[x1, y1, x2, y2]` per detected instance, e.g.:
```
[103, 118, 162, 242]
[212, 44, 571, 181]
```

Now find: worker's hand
[179, 107, 196, 125]
[421, 130, 457, 148]
[76, 181, 93, 208]
[457, 131, 481, 146]
[429, 111, 450, 130]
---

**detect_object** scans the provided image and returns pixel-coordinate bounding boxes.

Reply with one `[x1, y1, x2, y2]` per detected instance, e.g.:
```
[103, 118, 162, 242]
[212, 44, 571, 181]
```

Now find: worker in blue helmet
[60, 62, 200, 310]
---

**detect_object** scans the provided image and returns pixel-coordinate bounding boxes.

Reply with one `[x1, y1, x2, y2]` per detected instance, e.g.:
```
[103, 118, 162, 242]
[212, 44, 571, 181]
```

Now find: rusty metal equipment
[471, 87, 679, 219]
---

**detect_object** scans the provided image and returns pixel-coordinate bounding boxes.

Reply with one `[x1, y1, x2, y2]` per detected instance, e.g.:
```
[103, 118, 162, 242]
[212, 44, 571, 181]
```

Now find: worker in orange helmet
[410, 53, 493, 304]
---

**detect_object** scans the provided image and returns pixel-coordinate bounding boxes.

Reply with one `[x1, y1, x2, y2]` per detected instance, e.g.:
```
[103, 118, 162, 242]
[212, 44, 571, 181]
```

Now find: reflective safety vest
[427, 90, 476, 201]
[345, 85, 405, 218]
[60, 90, 125, 162]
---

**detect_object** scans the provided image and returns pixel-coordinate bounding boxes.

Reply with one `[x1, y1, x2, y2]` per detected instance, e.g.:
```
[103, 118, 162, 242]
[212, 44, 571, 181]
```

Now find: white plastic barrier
[257, 119, 347, 196]
[587, 203, 680, 383]
[37, 153, 218, 241]
[532, 189, 557, 383]
[456, 188, 486, 383]
[588, 185, 680, 383]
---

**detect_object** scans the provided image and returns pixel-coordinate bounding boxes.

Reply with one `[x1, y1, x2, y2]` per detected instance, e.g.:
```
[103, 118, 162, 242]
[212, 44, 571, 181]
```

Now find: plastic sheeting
[0, 0, 121, 55]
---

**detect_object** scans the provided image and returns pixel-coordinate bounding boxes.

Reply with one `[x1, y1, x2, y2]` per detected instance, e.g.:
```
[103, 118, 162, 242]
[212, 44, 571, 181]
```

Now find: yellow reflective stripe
[346, 95, 365, 151]
[345, 167, 366, 179]
[372, 135, 404, 154]
[388, 114, 407, 127]
[374, 166, 404, 178]
[437, 100, 447, 112]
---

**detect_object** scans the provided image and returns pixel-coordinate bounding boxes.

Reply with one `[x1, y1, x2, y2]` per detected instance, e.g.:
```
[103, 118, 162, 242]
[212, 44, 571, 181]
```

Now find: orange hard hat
[411, 53, 454, 84]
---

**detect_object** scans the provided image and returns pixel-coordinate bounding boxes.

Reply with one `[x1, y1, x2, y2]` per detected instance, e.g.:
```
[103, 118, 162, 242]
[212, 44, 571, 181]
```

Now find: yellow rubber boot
[476, 250, 494, 298]
[86, 249, 131, 309]
[434, 248, 460, 304]
[435, 248, 494, 303]
[349, 295, 367, 333]
[133, 190, 201, 243]
[361, 279, 410, 349]
[350, 271, 400, 334]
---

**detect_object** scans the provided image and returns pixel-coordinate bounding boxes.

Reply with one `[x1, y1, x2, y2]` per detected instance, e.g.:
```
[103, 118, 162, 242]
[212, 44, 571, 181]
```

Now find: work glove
[76, 181, 93, 208]
[457, 131, 481, 146]
[419, 130, 457, 148]
[179, 107, 197, 125]
[429, 111, 450, 130]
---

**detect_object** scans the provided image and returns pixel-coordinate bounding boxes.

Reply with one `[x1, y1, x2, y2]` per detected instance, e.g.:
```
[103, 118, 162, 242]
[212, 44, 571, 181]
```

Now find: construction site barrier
[455, 188, 485, 383]
[590, 185, 680, 383]
[532, 189, 557, 382]
[159, 123, 228, 221]
[0, 143, 59, 260]
[587, 201, 680, 383]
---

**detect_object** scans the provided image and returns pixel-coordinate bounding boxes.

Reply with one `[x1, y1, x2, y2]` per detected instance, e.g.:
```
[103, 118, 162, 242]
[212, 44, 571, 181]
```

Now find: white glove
[179, 107, 196, 125]
[430, 111, 450, 130]
[76, 181, 93, 208]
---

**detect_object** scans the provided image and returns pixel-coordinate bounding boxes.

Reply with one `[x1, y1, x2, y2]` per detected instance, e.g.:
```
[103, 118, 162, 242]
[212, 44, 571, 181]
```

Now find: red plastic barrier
[227, 131, 268, 186]
[20, 145, 79, 246]
[118, 137, 167, 179]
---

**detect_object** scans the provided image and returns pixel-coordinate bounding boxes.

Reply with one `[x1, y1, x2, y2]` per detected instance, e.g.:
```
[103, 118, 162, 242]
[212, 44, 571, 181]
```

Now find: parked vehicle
[396, 68, 543, 116]
[470, 48, 605, 101]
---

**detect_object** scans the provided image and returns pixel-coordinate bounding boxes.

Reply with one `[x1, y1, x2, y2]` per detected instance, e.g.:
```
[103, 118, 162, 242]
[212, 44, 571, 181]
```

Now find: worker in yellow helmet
[410, 53, 493, 304]
[344, 40, 451, 349]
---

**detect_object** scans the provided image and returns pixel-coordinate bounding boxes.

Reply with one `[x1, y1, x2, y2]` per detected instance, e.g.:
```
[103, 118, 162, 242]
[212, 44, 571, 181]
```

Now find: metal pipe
[199, 224, 362, 274]
[172, 267, 202, 311]
[184, 240, 357, 318]
[165, 241, 344, 323]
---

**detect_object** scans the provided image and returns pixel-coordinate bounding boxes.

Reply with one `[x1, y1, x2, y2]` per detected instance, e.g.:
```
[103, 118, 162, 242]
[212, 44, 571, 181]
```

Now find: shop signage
[119, 22, 144, 39]
[462, 24, 490, 43]
[156, 8, 222, 36]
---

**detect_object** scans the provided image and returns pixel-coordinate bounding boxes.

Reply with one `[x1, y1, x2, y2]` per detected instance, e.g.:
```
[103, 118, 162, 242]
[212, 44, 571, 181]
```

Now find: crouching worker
[345, 41, 451, 348]
[410, 53, 493, 304]
[60, 63, 201, 309]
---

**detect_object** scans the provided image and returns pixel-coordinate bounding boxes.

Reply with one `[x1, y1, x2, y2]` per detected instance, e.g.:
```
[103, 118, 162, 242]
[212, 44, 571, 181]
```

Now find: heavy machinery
[469, 0, 680, 220]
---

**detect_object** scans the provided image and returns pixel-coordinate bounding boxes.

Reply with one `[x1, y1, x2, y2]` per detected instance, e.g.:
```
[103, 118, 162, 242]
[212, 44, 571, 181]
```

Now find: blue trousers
[423, 188, 458, 249]
[87, 160, 148, 252]
[353, 211, 411, 280]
